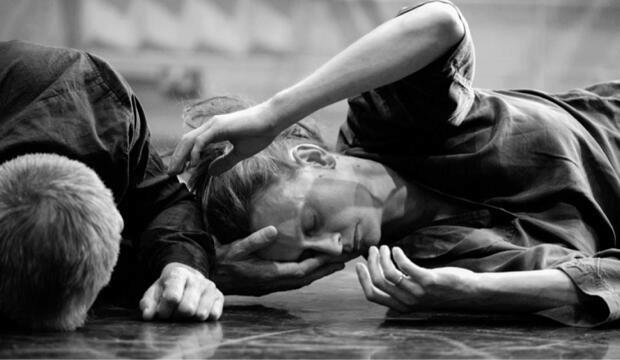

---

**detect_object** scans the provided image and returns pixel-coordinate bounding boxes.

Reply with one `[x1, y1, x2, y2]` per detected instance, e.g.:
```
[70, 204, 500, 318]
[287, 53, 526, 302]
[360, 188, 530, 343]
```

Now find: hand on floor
[140, 262, 224, 321]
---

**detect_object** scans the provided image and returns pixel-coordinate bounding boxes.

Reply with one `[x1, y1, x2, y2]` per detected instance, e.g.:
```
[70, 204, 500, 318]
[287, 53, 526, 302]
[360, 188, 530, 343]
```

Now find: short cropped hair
[0, 153, 123, 331]
[185, 96, 327, 245]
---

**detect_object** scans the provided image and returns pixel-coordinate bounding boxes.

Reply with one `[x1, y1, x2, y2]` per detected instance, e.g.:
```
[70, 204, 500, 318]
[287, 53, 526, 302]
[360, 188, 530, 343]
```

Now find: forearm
[474, 269, 581, 312]
[266, 2, 465, 132]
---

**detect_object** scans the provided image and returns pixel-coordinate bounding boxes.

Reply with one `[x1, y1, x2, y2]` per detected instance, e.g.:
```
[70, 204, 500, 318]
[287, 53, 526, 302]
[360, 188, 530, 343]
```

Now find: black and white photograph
[1, 0, 620, 358]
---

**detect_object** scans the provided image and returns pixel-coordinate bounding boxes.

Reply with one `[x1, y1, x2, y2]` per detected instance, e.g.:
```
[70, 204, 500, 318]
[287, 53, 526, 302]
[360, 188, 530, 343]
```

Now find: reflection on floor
[1, 259, 619, 359]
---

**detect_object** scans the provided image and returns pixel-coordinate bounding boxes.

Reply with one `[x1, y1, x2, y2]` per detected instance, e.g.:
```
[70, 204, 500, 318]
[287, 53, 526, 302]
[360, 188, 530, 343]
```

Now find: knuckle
[369, 274, 384, 287]
[162, 290, 182, 304]
[204, 281, 216, 291]
[167, 267, 187, 279]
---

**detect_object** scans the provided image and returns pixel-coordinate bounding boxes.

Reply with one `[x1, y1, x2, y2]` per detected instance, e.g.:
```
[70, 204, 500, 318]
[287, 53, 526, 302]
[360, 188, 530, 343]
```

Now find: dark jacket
[0, 40, 213, 299]
[338, 0, 620, 326]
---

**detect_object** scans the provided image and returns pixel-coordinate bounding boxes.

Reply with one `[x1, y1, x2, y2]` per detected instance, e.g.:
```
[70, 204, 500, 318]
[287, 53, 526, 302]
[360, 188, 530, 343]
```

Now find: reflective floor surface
[1, 259, 619, 359]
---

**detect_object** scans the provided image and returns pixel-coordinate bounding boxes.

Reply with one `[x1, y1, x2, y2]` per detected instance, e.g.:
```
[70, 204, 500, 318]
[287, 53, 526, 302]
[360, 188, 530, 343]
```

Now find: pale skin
[139, 226, 344, 318]
[359, 246, 580, 313]
[168, 2, 584, 312]
[165, 1, 466, 299]
[209, 226, 345, 296]
[249, 144, 582, 312]
[140, 263, 223, 321]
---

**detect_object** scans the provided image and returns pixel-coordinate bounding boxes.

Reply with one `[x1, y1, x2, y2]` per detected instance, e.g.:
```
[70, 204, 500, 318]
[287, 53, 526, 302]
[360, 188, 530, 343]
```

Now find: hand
[168, 102, 280, 175]
[140, 262, 224, 321]
[213, 226, 346, 296]
[356, 245, 480, 312]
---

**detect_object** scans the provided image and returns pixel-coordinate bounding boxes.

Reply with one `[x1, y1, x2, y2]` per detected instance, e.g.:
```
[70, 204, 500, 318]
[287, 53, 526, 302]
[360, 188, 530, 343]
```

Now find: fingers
[356, 262, 409, 312]
[367, 246, 416, 304]
[294, 255, 330, 273]
[155, 268, 188, 319]
[173, 277, 203, 319]
[169, 119, 221, 174]
[169, 128, 202, 174]
[189, 124, 222, 171]
[144, 264, 226, 322]
[195, 283, 224, 321]
[379, 246, 424, 297]
[229, 226, 278, 258]
[292, 261, 346, 284]
[208, 148, 242, 176]
[378, 245, 404, 283]
[392, 246, 429, 283]
[210, 297, 224, 321]
[139, 283, 162, 321]
[274, 254, 342, 277]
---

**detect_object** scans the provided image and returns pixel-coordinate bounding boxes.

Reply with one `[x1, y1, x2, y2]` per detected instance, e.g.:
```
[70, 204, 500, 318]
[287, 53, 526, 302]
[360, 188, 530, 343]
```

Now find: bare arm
[357, 246, 581, 313]
[268, 2, 465, 132]
[475, 269, 580, 312]
[169, 2, 466, 174]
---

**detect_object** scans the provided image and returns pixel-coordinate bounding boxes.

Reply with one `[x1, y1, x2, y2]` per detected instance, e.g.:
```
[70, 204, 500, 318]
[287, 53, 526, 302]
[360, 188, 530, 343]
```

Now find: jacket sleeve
[88, 53, 215, 288]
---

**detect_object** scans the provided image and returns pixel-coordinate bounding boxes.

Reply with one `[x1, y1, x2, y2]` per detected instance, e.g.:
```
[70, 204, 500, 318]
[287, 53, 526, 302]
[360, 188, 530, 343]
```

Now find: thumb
[231, 226, 278, 258]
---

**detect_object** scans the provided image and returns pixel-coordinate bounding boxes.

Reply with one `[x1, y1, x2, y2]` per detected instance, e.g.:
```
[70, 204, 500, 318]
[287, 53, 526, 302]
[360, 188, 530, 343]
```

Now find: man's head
[0, 153, 123, 331]
[187, 97, 383, 264]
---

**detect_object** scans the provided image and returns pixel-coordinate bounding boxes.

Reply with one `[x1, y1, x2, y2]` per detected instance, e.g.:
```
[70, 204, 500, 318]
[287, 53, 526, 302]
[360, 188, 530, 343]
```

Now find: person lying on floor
[170, 0, 620, 327]
[0, 40, 229, 330]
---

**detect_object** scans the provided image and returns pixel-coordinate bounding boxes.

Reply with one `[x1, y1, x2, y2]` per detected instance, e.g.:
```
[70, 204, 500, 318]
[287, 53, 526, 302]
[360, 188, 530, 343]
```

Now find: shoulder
[0, 40, 86, 76]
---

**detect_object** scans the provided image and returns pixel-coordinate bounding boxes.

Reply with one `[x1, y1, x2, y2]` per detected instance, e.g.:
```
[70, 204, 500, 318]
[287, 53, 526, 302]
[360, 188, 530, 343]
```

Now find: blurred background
[1, 0, 619, 148]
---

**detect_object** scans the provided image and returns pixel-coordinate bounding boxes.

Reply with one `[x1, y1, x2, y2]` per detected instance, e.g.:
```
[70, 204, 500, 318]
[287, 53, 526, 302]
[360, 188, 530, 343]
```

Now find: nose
[307, 233, 343, 257]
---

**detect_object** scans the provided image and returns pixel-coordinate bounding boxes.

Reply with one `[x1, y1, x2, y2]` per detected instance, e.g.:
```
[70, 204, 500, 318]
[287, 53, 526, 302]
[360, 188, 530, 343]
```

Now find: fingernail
[266, 226, 278, 237]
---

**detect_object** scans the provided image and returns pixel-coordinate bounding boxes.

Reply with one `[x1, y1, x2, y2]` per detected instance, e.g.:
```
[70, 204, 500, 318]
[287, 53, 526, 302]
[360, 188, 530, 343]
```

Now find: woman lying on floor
[171, 0, 620, 327]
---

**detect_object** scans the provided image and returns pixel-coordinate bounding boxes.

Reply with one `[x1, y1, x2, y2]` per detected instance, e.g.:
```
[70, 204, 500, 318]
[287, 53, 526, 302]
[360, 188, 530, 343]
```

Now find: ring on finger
[394, 273, 407, 286]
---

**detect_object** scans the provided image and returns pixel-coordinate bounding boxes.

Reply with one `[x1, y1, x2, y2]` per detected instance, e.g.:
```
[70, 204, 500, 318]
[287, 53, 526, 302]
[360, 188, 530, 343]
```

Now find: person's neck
[345, 156, 462, 240]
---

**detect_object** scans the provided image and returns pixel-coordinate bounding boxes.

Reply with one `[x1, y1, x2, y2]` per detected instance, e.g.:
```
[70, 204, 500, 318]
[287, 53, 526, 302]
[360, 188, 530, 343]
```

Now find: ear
[290, 144, 336, 169]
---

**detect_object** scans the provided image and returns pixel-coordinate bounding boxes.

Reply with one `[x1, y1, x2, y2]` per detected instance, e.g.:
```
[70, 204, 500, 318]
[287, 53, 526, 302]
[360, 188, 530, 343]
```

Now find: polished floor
[1, 259, 619, 359]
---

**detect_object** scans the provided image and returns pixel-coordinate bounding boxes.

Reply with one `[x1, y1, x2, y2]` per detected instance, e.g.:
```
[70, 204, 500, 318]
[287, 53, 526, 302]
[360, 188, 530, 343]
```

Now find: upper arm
[396, 1, 466, 55]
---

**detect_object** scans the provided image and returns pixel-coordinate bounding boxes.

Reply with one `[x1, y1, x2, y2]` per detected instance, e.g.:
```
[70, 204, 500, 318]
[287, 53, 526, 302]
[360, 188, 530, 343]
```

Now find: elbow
[401, 2, 466, 48]
[435, 4, 465, 46]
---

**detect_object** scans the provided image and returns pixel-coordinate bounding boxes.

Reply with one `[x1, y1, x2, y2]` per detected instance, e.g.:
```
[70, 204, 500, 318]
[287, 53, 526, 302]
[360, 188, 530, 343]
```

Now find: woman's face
[251, 166, 383, 261]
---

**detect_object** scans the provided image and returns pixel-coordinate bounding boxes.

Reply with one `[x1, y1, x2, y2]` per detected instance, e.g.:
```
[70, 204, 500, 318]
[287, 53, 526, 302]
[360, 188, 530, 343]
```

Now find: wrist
[265, 91, 296, 134]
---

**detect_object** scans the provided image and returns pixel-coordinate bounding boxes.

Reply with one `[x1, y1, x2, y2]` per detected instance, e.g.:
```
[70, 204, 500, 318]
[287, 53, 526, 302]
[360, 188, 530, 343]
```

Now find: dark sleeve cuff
[537, 258, 620, 327]
[138, 228, 215, 289]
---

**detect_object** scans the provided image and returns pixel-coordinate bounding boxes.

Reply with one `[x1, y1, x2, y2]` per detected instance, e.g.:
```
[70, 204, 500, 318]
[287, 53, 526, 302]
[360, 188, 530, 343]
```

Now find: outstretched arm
[357, 246, 581, 314]
[169, 1, 466, 174]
